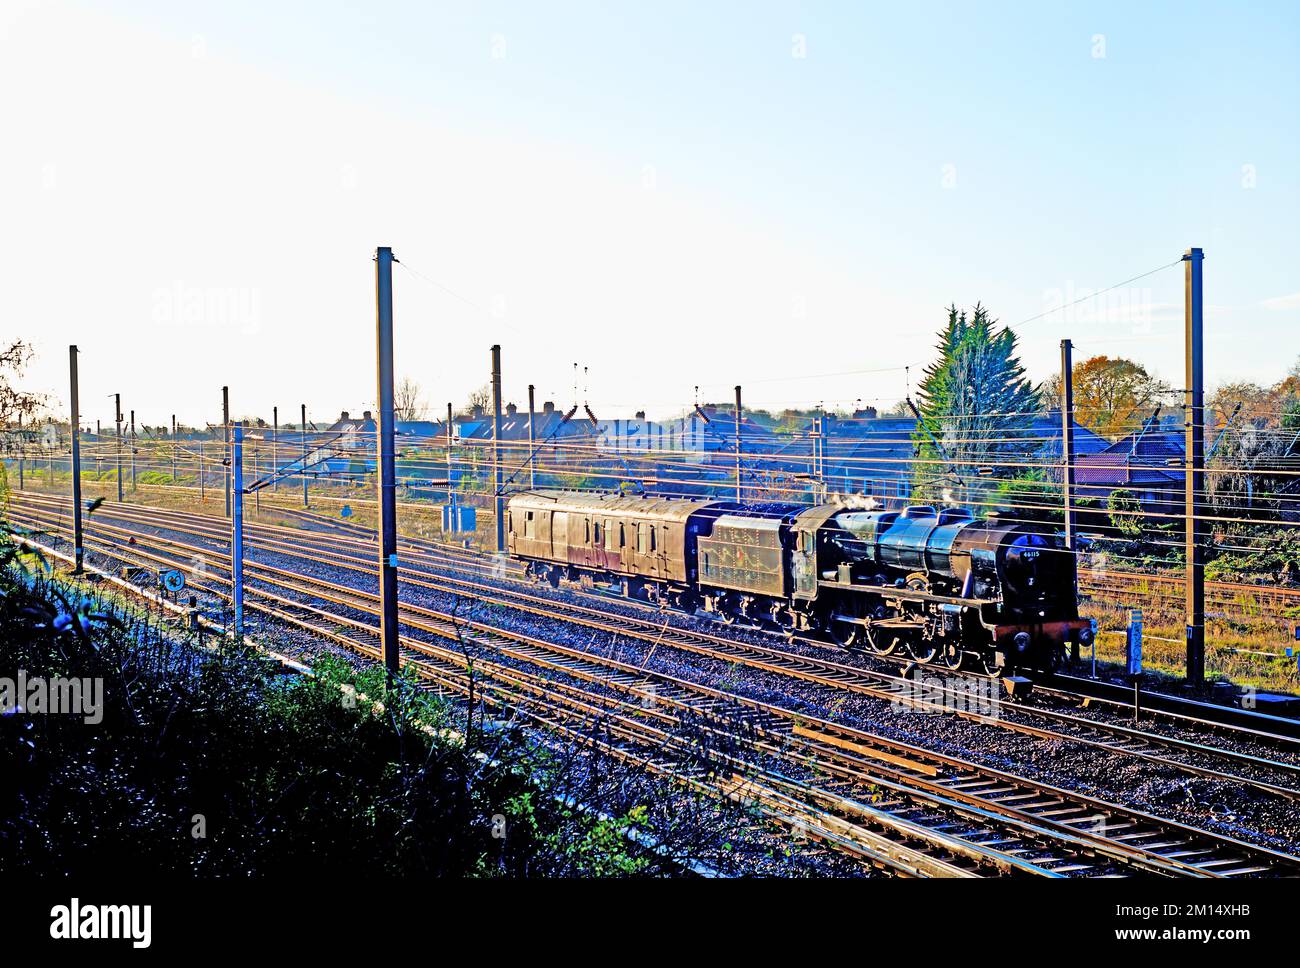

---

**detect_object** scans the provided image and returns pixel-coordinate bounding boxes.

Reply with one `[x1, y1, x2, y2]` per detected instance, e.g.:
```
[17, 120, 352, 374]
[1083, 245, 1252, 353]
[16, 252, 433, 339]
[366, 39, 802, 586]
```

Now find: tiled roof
[1075, 455, 1183, 488]
[1099, 429, 1184, 460]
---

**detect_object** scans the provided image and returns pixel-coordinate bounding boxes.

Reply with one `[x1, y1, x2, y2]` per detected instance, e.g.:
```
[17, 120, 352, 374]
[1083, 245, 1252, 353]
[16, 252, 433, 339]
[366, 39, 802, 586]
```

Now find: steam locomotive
[506, 491, 1092, 673]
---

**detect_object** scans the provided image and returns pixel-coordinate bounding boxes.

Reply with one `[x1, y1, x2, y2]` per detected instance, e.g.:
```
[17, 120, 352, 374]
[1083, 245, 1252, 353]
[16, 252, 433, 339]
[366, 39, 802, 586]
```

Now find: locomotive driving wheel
[864, 626, 898, 656]
[823, 597, 867, 649]
[940, 640, 966, 670]
[983, 652, 1009, 677]
[864, 621, 901, 657]
[902, 576, 939, 663]
[827, 612, 864, 649]
[908, 631, 940, 664]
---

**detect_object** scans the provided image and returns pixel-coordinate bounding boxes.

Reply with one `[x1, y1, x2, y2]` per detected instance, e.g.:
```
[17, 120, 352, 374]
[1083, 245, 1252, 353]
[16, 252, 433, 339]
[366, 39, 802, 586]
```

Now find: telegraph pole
[129, 409, 136, 491]
[171, 414, 177, 482]
[301, 404, 309, 507]
[199, 440, 205, 501]
[1060, 339, 1079, 661]
[527, 384, 537, 491]
[69, 346, 84, 574]
[272, 406, 279, 492]
[222, 386, 231, 517]
[1184, 247, 1206, 686]
[446, 401, 454, 505]
[231, 423, 244, 641]
[734, 385, 743, 502]
[491, 343, 505, 553]
[813, 410, 824, 503]
[1060, 340, 1077, 552]
[114, 394, 123, 503]
[374, 246, 400, 677]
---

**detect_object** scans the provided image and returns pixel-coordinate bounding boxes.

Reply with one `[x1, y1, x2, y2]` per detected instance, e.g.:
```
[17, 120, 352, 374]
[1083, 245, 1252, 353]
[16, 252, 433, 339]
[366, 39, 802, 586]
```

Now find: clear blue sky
[3, 0, 1296, 425]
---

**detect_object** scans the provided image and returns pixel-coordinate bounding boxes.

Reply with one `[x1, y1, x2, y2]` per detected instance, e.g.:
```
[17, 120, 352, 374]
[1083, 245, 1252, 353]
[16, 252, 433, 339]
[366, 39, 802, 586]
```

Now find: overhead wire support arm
[498, 405, 580, 492]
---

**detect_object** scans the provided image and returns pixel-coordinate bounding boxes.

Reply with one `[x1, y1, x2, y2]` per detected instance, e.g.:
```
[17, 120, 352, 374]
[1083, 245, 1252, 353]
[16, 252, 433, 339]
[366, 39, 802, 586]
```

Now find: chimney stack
[542, 401, 555, 415]
[340, 411, 350, 421]
[506, 403, 517, 417]
[363, 410, 373, 421]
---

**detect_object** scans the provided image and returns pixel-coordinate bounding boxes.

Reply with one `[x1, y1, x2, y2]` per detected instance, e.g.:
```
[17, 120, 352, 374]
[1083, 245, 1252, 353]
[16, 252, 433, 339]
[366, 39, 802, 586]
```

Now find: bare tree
[0, 340, 44, 426]
[464, 384, 491, 415]
[395, 377, 429, 421]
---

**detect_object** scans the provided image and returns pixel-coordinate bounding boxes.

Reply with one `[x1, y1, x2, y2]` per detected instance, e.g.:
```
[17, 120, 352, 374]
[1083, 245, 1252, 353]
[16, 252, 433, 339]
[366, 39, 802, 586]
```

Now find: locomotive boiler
[506, 491, 1092, 674]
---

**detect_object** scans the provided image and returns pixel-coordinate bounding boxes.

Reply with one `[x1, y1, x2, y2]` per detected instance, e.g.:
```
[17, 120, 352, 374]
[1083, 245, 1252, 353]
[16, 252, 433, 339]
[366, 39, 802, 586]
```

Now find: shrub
[0, 531, 675, 877]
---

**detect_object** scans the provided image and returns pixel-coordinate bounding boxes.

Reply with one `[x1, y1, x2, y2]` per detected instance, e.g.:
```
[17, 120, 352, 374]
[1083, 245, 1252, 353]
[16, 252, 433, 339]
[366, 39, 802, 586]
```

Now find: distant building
[761, 410, 1108, 506]
[599, 405, 777, 462]
[1075, 419, 1186, 512]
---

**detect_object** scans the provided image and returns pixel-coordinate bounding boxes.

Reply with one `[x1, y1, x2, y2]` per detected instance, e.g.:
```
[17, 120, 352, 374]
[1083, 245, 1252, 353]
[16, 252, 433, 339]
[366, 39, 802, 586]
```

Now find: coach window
[524, 510, 536, 538]
[619, 523, 626, 548]
[592, 521, 600, 545]
[605, 519, 616, 550]
[650, 526, 657, 552]
[636, 523, 647, 554]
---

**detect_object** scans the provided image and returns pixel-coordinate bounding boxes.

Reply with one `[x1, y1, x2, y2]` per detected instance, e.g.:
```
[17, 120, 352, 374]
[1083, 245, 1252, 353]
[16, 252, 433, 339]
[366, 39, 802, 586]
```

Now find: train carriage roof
[507, 489, 723, 524]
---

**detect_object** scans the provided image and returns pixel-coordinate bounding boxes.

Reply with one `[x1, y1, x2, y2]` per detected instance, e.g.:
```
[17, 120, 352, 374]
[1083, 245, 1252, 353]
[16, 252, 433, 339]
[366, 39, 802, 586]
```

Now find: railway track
[280, 504, 1300, 741]
[25, 478, 1299, 618]
[11, 494, 1300, 878]
[13, 493, 1300, 792]
[1079, 569, 1300, 619]
[14, 526, 1066, 877]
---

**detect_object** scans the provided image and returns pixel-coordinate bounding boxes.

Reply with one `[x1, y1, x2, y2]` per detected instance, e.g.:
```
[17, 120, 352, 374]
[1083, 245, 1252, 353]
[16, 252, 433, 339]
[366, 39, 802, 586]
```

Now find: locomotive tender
[506, 490, 1092, 673]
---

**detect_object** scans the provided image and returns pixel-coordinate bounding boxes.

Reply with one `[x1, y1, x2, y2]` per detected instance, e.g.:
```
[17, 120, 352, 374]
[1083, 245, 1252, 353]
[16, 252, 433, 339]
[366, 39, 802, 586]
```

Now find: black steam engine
[506, 491, 1091, 674]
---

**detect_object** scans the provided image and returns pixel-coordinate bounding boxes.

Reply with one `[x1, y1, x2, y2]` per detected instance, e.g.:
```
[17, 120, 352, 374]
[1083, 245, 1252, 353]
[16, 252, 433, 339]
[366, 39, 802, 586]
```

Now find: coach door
[551, 511, 569, 560]
[594, 517, 613, 571]
[637, 520, 665, 580]
[590, 518, 603, 570]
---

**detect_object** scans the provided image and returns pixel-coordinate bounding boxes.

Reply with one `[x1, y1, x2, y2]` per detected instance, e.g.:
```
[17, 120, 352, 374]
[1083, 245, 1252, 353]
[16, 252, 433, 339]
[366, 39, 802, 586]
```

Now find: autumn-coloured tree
[1042, 355, 1168, 439]
[1212, 359, 1300, 432]
[1208, 356, 1300, 520]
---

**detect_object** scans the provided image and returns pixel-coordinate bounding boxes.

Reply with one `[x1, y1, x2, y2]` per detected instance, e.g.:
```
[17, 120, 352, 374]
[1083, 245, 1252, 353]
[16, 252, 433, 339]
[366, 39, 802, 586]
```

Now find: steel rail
[22, 534, 954, 878]
[13, 494, 1300, 791]
[13, 503, 1298, 877]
